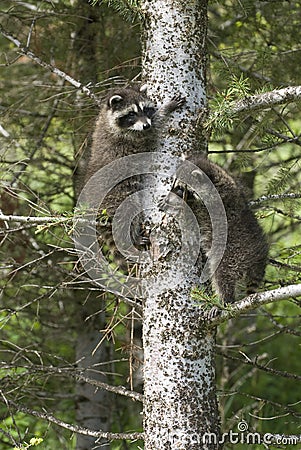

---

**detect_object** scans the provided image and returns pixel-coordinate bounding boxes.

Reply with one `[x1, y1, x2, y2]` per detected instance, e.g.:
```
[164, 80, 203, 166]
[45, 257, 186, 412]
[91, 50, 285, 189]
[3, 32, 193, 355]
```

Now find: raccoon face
[106, 89, 156, 135]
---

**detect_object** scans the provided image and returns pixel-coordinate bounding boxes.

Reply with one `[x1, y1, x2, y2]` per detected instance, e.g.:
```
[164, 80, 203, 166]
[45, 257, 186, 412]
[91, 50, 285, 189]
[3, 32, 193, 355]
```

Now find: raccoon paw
[135, 235, 150, 247]
[170, 94, 186, 109]
[133, 223, 151, 249]
[204, 306, 222, 321]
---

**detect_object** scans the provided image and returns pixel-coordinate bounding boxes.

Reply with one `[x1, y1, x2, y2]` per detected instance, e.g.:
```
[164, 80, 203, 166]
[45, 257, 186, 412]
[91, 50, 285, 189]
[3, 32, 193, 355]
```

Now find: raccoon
[84, 84, 185, 270]
[166, 156, 269, 304]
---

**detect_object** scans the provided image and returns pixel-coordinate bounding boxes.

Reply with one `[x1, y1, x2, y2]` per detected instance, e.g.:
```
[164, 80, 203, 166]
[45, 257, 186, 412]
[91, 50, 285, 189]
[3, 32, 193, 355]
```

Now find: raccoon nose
[143, 122, 151, 130]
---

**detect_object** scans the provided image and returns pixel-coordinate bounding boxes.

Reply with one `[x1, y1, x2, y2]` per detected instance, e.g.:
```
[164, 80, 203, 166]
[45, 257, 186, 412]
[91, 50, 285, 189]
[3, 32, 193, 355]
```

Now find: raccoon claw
[135, 235, 150, 246]
[204, 306, 222, 321]
[171, 94, 186, 109]
[158, 198, 165, 212]
[133, 223, 151, 249]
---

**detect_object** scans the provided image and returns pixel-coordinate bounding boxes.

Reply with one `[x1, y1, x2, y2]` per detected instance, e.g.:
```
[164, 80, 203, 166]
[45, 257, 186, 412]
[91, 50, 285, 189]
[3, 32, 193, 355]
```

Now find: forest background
[0, 0, 300, 449]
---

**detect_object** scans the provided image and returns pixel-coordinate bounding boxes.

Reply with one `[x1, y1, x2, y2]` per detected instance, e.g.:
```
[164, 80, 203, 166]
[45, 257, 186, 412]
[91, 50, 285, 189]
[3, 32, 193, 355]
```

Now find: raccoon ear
[140, 84, 148, 94]
[108, 95, 123, 108]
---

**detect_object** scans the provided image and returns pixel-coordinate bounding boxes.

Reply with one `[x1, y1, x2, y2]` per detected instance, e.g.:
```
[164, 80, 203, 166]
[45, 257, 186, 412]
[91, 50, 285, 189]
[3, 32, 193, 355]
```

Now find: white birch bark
[232, 85, 301, 114]
[141, 1, 220, 449]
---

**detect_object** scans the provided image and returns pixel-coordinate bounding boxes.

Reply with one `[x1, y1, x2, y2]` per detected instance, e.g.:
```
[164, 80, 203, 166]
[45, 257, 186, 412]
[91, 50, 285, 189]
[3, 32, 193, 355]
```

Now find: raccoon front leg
[156, 94, 186, 117]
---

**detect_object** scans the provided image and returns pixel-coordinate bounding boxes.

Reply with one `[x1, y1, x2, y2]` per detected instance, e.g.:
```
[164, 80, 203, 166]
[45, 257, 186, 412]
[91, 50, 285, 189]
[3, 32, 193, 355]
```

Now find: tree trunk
[71, 2, 111, 448]
[141, 1, 220, 448]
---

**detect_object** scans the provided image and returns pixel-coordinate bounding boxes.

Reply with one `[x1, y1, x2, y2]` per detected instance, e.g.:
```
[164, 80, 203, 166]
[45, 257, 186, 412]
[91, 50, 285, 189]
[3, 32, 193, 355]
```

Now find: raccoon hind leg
[212, 266, 237, 304]
[245, 265, 266, 296]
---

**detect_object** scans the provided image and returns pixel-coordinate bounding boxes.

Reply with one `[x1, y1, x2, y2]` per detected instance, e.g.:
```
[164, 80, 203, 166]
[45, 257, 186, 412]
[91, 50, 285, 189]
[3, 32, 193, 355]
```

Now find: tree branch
[0, 427, 18, 447]
[232, 86, 301, 115]
[218, 351, 301, 380]
[208, 284, 301, 327]
[0, 25, 100, 104]
[266, 128, 301, 147]
[0, 363, 143, 402]
[250, 193, 301, 206]
[0, 214, 99, 228]
[1, 398, 144, 441]
[0, 213, 65, 224]
[264, 308, 301, 336]
[75, 374, 143, 402]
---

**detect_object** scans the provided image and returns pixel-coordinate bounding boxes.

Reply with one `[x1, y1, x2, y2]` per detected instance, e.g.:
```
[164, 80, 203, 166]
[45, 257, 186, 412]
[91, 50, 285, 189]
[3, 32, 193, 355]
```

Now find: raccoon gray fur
[84, 84, 185, 270]
[168, 156, 268, 303]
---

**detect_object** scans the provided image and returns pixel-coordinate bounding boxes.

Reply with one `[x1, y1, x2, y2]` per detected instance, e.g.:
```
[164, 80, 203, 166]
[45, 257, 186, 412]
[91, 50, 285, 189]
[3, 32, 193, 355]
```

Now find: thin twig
[75, 374, 143, 402]
[250, 193, 301, 206]
[0, 25, 100, 105]
[217, 351, 301, 380]
[1, 397, 144, 441]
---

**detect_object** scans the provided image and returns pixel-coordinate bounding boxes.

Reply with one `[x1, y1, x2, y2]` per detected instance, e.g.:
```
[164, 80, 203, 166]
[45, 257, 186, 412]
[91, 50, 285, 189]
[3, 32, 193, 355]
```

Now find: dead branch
[217, 351, 301, 380]
[0, 397, 144, 441]
[0, 25, 99, 105]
